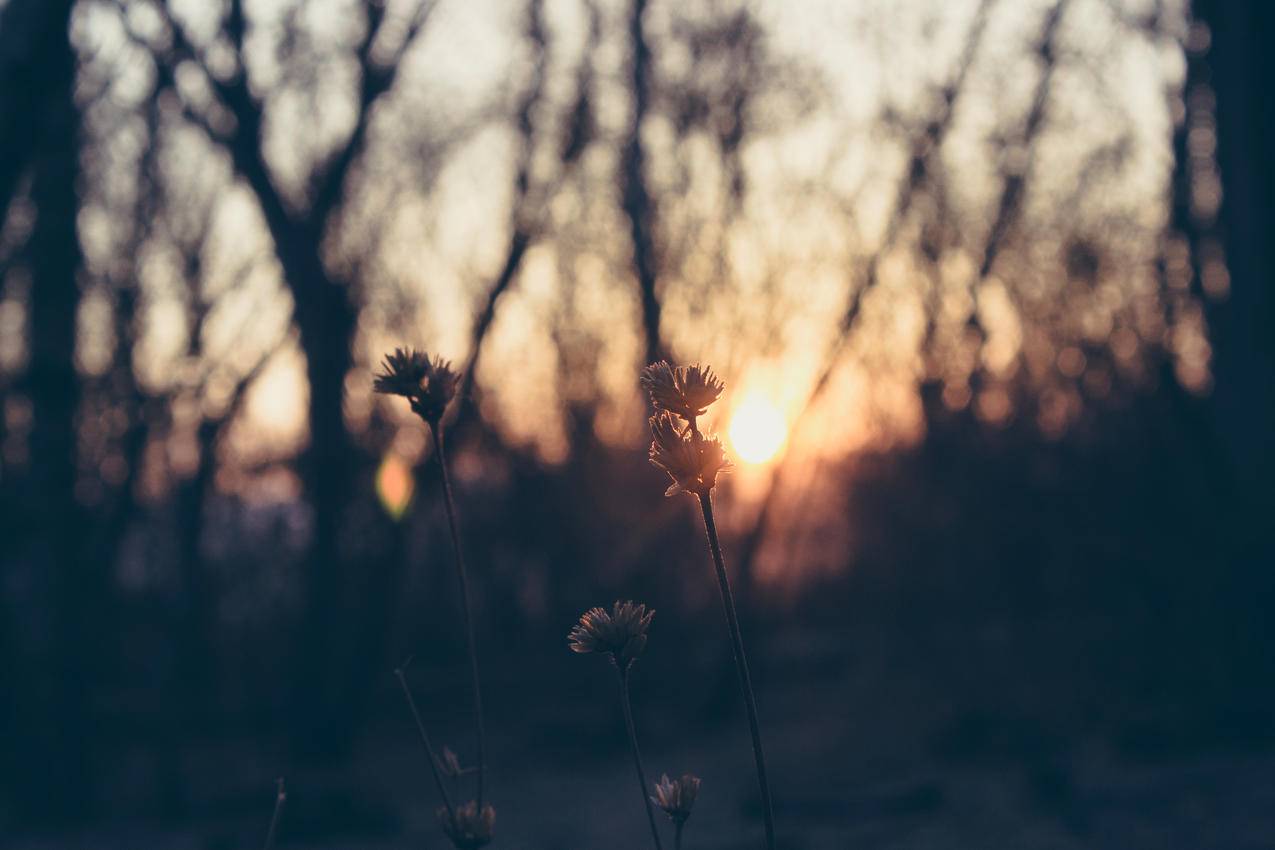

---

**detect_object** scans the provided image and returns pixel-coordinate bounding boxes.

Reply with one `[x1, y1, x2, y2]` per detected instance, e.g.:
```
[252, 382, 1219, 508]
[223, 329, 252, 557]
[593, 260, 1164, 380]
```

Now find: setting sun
[729, 395, 789, 464]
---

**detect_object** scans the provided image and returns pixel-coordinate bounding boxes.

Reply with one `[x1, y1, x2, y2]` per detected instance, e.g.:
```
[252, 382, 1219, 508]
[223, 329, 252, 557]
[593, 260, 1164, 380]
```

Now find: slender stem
[395, 665, 458, 823]
[431, 425, 488, 809]
[618, 669, 665, 850]
[674, 820, 684, 850]
[698, 490, 776, 850]
[262, 778, 286, 850]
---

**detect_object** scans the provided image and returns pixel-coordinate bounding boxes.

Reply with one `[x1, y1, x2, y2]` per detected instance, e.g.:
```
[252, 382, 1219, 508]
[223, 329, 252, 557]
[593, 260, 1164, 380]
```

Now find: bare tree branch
[732, 0, 1008, 595]
[456, 0, 595, 414]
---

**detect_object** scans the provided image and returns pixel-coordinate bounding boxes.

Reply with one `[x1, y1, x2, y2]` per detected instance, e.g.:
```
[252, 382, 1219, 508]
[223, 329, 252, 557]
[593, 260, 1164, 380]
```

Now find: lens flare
[729, 395, 788, 464]
[376, 452, 415, 519]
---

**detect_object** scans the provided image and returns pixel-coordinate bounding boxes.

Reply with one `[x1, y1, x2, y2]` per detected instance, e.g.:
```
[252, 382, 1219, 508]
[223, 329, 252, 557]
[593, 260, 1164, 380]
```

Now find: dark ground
[12, 617, 1275, 850]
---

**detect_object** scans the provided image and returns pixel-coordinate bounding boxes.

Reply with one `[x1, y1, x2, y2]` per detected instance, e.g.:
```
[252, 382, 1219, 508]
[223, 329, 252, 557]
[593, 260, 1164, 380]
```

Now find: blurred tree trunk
[7, 0, 94, 823]
[293, 262, 359, 754]
[1190, 0, 1275, 722]
[623, 0, 665, 367]
[0, 0, 63, 220]
[144, 0, 434, 756]
[172, 417, 225, 727]
[1193, 0, 1275, 497]
[220, 164, 360, 753]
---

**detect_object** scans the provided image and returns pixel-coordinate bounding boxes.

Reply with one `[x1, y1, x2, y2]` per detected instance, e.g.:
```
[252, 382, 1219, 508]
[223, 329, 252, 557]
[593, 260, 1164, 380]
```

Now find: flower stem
[431, 425, 489, 810]
[262, 778, 286, 850]
[618, 669, 665, 850]
[674, 820, 684, 850]
[395, 665, 458, 823]
[698, 490, 776, 850]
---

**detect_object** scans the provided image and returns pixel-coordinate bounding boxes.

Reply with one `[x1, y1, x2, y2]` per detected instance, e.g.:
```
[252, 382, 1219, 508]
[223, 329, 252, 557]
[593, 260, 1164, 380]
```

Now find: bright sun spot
[729, 395, 788, 464]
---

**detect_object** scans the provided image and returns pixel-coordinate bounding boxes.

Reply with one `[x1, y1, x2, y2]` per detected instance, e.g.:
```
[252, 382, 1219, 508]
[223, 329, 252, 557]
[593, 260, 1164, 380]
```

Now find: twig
[395, 663, 458, 822]
[262, 777, 286, 850]
[618, 669, 664, 850]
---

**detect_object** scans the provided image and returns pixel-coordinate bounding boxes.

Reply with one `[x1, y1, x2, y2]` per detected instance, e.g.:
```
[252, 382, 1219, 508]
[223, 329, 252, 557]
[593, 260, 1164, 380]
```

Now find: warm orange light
[376, 452, 415, 520]
[729, 395, 788, 464]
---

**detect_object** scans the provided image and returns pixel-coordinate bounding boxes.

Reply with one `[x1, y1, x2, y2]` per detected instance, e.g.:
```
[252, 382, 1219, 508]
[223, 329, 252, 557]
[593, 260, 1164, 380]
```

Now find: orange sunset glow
[729, 394, 788, 464]
[6, 0, 1270, 844]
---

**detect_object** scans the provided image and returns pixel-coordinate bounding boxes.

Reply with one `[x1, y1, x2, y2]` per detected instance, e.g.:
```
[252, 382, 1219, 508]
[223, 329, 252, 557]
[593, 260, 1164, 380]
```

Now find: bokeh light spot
[376, 452, 415, 520]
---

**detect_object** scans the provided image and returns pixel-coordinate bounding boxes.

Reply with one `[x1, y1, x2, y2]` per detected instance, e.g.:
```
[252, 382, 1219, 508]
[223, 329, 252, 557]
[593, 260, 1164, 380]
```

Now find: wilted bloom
[437, 800, 495, 849]
[649, 411, 732, 497]
[374, 348, 430, 396]
[641, 361, 724, 424]
[568, 601, 655, 670]
[438, 746, 467, 780]
[373, 347, 459, 424]
[651, 773, 701, 825]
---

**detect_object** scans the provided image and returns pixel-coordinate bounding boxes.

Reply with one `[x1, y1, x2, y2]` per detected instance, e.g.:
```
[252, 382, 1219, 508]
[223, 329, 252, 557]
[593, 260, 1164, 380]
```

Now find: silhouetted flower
[373, 347, 459, 425]
[374, 348, 431, 396]
[641, 360, 724, 423]
[437, 800, 495, 849]
[651, 773, 701, 825]
[568, 601, 655, 670]
[438, 745, 468, 780]
[649, 411, 732, 497]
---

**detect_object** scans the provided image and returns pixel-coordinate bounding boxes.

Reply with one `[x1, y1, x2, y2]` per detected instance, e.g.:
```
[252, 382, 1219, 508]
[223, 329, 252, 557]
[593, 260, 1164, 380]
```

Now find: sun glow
[729, 395, 788, 464]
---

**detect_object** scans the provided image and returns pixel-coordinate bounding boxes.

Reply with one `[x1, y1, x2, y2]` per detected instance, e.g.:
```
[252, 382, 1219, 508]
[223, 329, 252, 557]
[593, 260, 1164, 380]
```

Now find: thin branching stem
[430, 424, 489, 809]
[698, 490, 776, 850]
[618, 668, 665, 850]
[395, 665, 458, 823]
[262, 777, 286, 850]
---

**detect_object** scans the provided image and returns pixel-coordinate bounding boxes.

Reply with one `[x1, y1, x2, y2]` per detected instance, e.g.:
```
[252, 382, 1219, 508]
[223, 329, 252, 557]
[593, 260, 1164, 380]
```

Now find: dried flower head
[374, 347, 431, 397]
[651, 773, 701, 825]
[438, 746, 467, 780]
[437, 800, 495, 849]
[641, 361, 724, 423]
[373, 347, 459, 424]
[648, 411, 732, 497]
[568, 601, 655, 670]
